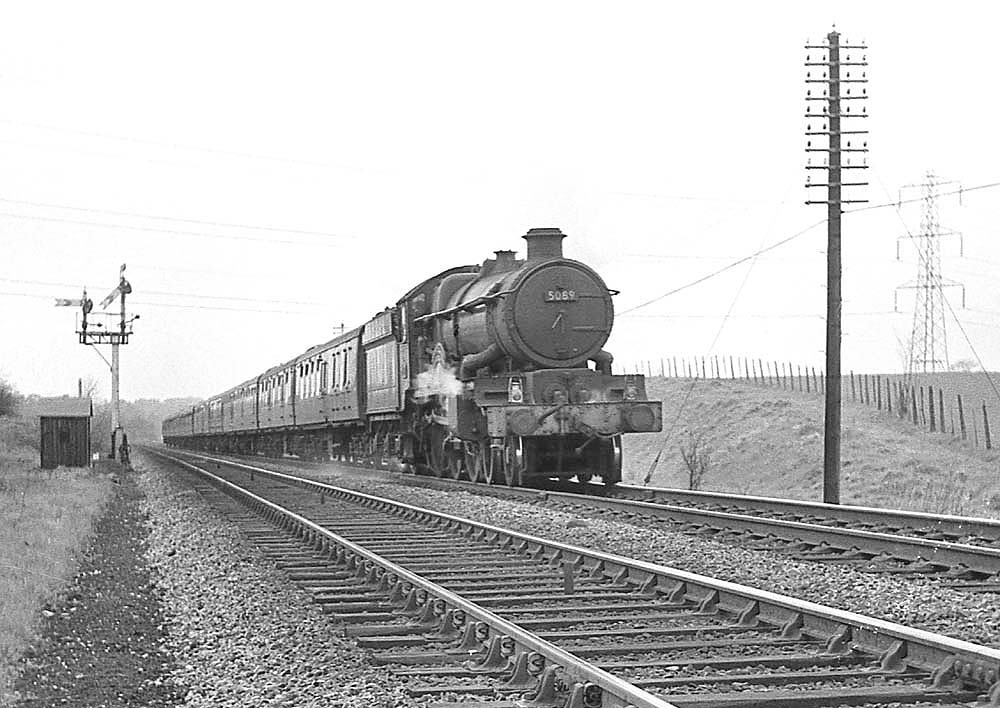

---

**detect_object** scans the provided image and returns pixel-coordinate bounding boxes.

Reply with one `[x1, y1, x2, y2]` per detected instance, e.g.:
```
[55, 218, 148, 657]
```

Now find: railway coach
[162, 227, 662, 485]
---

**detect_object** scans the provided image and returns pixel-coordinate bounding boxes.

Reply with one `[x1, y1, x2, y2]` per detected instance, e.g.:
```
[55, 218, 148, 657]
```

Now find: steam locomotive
[162, 227, 662, 485]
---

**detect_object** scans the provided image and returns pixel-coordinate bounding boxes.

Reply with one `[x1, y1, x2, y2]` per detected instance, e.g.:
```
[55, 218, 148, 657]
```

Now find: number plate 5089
[544, 289, 577, 302]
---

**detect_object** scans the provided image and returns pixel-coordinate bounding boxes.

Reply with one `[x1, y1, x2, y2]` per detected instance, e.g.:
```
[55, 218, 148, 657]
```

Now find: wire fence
[623, 355, 995, 452]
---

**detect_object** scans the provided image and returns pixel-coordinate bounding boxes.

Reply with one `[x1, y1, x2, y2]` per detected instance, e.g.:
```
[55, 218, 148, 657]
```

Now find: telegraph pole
[56, 264, 137, 460]
[805, 30, 868, 504]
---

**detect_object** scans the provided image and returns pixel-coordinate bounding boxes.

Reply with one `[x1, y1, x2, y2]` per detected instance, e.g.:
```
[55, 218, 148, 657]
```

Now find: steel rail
[155, 448, 1000, 701]
[534, 489, 1000, 577]
[150, 448, 679, 708]
[570, 482, 1000, 541]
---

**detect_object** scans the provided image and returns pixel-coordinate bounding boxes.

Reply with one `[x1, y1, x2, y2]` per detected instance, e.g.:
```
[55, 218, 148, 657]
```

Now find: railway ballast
[151, 448, 1000, 707]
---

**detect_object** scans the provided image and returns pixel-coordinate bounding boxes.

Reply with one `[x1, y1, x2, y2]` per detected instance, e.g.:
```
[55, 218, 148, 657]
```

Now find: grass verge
[0, 451, 111, 703]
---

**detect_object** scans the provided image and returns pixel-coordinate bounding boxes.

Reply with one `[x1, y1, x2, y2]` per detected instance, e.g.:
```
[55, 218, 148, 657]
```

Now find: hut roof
[32, 396, 93, 418]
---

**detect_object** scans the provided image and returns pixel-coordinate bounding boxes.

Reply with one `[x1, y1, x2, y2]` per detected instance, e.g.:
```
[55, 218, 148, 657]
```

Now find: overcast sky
[2, 1, 998, 401]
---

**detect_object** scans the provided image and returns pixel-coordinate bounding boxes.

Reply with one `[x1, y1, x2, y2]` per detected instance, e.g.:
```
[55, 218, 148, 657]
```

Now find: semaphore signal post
[56, 264, 139, 461]
[805, 29, 869, 504]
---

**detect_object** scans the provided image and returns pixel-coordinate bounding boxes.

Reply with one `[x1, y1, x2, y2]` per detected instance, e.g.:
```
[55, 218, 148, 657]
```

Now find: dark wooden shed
[38, 397, 93, 469]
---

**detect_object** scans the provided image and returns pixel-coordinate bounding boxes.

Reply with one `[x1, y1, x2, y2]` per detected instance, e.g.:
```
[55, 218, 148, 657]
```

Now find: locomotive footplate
[485, 401, 662, 438]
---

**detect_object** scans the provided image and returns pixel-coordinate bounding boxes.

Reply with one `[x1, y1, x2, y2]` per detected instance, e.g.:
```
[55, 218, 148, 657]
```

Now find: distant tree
[949, 359, 978, 372]
[0, 378, 19, 417]
[81, 375, 102, 400]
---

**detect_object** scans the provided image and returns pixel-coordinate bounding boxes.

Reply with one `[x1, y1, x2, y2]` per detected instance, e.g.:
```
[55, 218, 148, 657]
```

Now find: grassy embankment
[0, 417, 112, 703]
[624, 377, 1000, 517]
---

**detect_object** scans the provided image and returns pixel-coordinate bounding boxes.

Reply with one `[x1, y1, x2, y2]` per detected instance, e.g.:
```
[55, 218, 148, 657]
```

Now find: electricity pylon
[895, 173, 965, 374]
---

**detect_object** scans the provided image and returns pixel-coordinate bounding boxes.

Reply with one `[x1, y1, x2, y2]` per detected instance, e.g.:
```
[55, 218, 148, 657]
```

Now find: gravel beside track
[137, 454, 420, 708]
[252, 463, 1000, 649]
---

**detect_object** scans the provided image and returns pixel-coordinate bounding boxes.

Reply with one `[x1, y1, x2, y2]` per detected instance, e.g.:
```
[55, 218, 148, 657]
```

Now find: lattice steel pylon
[895, 172, 965, 374]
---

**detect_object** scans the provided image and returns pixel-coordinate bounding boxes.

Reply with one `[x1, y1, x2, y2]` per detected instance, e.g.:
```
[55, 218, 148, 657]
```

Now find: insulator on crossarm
[846, 88, 851, 95]
[862, 87, 868, 96]
[807, 123, 812, 131]
[807, 89, 811, 96]
[862, 105, 867, 114]
[807, 140, 812, 147]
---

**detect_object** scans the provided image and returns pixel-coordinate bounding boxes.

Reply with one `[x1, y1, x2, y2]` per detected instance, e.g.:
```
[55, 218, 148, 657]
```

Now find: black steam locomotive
[162, 228, 662, 485]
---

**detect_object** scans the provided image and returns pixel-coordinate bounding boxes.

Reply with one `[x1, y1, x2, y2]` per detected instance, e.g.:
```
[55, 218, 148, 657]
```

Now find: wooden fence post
[911, 386, 918, 425]
[850, 371, 855, 401]
[730, 356, 736, 379]
[876, 376, 882, 410]
[863, 375, 870, 405]
[744, 357, 751, 381]
[938, 389, 945, 434]
[673, 357, 678, 378]
[984, 402, 993, 450]
[886, 378, 892, 414]
[660, 358, 665, 377]
[928, 385, 936, 432]
[919, 387, 927, 427]
[957, 394, 967, 440]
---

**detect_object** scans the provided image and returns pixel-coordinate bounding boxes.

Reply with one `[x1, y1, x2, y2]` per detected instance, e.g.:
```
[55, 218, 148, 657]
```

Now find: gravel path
[11, 469, 184, 708]
[137, 452, 419, 708]
[253, 462, 1000, 649]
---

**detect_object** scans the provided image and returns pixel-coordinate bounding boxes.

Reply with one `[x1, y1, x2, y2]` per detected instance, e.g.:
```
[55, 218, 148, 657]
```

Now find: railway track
[163, 448, 1000, 589]
[148, 447, 1000, 707]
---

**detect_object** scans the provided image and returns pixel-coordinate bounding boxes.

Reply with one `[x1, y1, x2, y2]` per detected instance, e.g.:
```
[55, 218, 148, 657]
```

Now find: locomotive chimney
[523, 227, 565, 262]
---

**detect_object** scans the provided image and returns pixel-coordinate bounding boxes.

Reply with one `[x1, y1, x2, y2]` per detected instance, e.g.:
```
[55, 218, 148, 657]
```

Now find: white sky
[2, 1, 998, 401]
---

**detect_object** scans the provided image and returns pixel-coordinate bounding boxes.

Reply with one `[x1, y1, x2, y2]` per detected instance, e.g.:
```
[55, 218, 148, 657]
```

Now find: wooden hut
[37, 397, 93, 468]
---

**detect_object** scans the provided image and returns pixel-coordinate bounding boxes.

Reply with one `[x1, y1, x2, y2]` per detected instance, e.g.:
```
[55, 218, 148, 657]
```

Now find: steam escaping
[413, 362, 464, 403]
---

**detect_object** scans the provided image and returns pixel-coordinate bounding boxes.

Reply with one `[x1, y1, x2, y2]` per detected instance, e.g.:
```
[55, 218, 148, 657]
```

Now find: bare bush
[679, 431, 710, 490]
